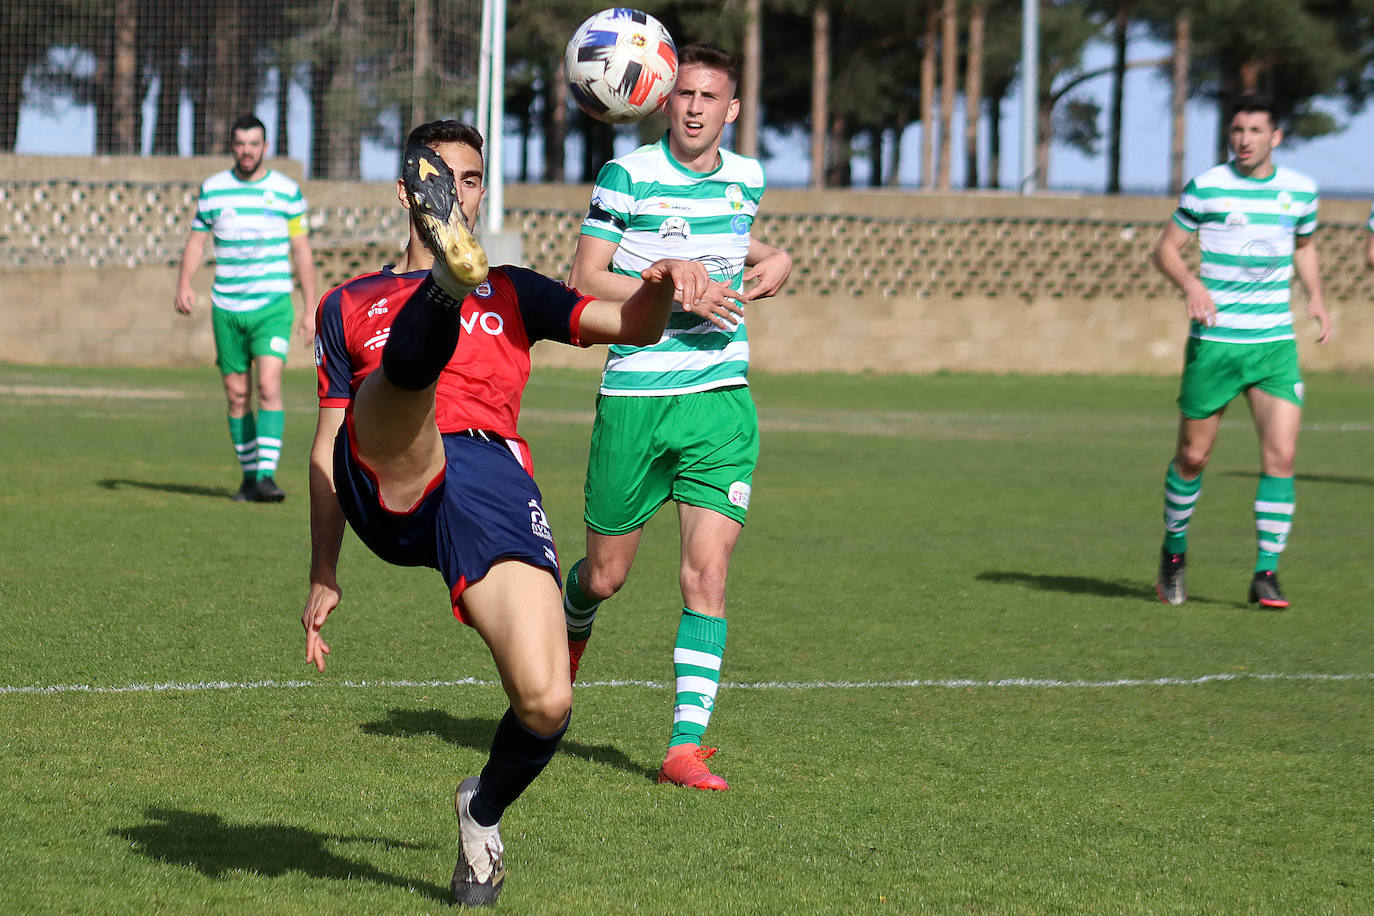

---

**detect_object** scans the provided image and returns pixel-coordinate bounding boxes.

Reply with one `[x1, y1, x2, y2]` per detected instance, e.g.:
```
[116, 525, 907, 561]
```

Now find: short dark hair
[405, 120, 484, 156]
[230, 114, 266, 137]
[1228, 93, 1278, 128]
[677, 43, 740, 97]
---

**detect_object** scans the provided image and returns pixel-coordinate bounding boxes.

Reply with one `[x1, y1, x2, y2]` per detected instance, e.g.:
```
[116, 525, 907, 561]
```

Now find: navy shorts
[334, 425, 561, 624]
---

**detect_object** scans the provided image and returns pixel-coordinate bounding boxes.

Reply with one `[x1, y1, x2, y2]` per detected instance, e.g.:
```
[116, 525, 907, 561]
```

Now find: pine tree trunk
[737, 0, 761, 157]
[937, 0, 956, 189]
[919, 3, 936, 188]
[1169, 10, 1189, 195]
[964, 2, 985, 188]
[1106, 1, 1130, 194]
[809, 4, 829, 188]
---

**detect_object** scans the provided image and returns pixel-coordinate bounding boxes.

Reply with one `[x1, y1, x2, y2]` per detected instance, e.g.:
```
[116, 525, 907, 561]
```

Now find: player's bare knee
[582, 562, 629, 601]
[1173, 448, 1209, 478]
[513, 685, 572, 736]
[679, 564, 728, 609]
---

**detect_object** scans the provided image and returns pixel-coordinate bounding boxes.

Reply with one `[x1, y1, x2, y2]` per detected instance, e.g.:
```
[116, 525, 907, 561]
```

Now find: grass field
[1, 362, 1370, 915]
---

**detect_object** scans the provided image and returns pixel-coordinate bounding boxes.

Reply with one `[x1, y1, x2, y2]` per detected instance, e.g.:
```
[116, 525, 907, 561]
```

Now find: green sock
[563, 559, 601, 641]
[1254, 474, 1295, 573]
[228, 413, 257, 483]
[668, 608, 727, 749]
[1162, 461, 1202, 554]
[255, 409, 284, 479]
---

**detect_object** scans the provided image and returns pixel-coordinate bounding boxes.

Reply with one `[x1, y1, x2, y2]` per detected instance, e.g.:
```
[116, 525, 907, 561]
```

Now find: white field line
[1, 671, 1371, 697]
[0, 384, 185, 400]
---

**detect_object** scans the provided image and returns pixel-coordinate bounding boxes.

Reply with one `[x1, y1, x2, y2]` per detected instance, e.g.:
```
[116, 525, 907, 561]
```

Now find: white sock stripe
[256, 436, 283, 448]
[673, 705, 712, 726]
[1165, 490, 1200, 506]
[1163, 507, 1195, 523]
[1258, 538, 1288, 553]
[234, 443, 257, 455]
[1256, 519, 1292, 534]
[1254, 500, 1295, 515]
[675, 675, 720, 698]
[673, 647, 723, 670]
[2, 671, 1370, 695]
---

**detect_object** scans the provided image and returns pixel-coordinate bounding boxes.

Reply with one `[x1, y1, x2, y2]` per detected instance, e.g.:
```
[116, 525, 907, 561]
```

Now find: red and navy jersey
[315, 264, 592, 467]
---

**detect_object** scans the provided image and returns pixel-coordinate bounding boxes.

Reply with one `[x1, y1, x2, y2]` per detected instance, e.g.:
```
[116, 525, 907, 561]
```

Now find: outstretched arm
[576, 259, 711, 346]
[570, 233, 743, 332]
[303, 406, 347, 671]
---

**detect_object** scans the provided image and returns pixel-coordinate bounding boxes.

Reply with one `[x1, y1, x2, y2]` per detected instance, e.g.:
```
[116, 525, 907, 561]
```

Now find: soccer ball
[564, 8, 678, 124]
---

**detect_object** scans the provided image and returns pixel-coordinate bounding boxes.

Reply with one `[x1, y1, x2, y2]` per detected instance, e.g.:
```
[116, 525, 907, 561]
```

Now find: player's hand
[1307, 294, 1331, 345]
[1183, 279, 1216, 327]
[742, 250, 792, 301]
[302, 580, 341, 672]
[299, 313, 317, 344]
[174, 287, 196, 317]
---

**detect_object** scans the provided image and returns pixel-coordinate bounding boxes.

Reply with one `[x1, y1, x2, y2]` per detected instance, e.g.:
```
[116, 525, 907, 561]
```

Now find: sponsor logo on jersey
[660, 216, 690, 240]
[1225, 212, 1249, 229]
[269, 335, 289, 355]
[474, 281, 492, 298]
[461, 311, 506, 336]
[364, 329, 390, 351]
[367, 297, 390, 317]
[725, 183, 745, 211]
[1276, 190, 1293, 211]
[528, 499, 553, 541]
[728, 481, 751, 509]
[731, 214, 750, 236]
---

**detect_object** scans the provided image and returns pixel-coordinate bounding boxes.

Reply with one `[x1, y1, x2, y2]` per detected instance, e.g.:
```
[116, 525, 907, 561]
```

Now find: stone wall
[3, 155, 1371, 374]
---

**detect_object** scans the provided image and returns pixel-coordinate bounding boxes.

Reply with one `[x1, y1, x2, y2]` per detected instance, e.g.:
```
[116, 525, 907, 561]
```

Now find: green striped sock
[668, 608, 726, 749]
[563, 559, 601, 641]
[255, 409, 284, 479]
[1254, 474, 1295, 573]
[228, 413, 257, 484]
[1162, 461, 1202, 554]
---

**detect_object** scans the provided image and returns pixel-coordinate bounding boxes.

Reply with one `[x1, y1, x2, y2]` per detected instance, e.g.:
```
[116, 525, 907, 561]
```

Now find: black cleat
[450, 776, 505, 907]
[1156, 547, 1187, 606]
[401, 145, 488, 301]
[252, 476, 286, 503]
[232, 479, 255, 502]
[1248, 570, 1289, 609]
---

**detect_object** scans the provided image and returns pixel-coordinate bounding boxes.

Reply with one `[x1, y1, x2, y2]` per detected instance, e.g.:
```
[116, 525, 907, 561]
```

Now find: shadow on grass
[361, 707, 658, 781]
[978, 570, 1237, 608]
[111, 808, 448, 902]
[98, 478, 236, 499]
[1215, 470, 1374, 488]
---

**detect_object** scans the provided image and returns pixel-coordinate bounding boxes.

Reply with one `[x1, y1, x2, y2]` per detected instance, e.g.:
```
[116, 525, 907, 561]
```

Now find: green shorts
[583, 386, 759, 534]
[1177, 337, 1303, 419]
[211, 295, 294, 375]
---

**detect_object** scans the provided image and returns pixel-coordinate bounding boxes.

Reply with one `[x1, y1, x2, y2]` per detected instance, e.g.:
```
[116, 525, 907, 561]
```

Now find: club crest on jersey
[263, 191, 276, 205]
[660, 216, 690, 241]
[474, 281, 492, 298]
[1225, 212, 1248, 229]
[728, 481, 751, 509]
[725, 183, 745, 211]
[1276, 190, 1293, 211]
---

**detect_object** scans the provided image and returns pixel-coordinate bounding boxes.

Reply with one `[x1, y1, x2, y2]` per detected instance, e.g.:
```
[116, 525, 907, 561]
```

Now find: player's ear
[1271, 127, 1283, 148]
[396, 178, 411, 210]
[724, 97, 741, 125]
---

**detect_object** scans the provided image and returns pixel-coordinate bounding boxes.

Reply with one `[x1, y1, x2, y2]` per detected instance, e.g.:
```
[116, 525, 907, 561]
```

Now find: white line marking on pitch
[1, 671, 1370, 696]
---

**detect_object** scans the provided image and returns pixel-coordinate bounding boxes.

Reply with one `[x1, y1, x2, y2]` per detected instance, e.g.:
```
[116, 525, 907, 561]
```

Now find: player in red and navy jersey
[300, 120, 708, 908]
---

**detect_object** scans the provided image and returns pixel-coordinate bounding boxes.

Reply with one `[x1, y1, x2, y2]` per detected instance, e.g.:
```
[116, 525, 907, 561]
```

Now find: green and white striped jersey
[1367, 200, 1373, 233]
[1172, 162, 1318, 344]
[580, 134, 765, 396]
[193, 169, 309, 313]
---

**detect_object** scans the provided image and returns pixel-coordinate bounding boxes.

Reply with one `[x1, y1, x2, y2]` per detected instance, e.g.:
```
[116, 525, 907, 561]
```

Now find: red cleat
[658, 744, 729, 791]
[568, 638, 588, 683]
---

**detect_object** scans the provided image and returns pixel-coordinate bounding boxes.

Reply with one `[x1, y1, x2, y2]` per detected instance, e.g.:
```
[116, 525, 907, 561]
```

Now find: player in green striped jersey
[175, 115, 318, 502]
[1151, 94, 1331, 610]
[562, 44, 792, 791]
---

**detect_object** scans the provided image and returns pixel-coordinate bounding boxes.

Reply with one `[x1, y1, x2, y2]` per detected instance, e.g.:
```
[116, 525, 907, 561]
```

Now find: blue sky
[15, 35, 1374, 199]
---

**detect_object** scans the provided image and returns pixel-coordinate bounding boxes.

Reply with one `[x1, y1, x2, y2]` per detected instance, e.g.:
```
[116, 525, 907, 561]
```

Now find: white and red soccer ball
[564, 8, 678, 124]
